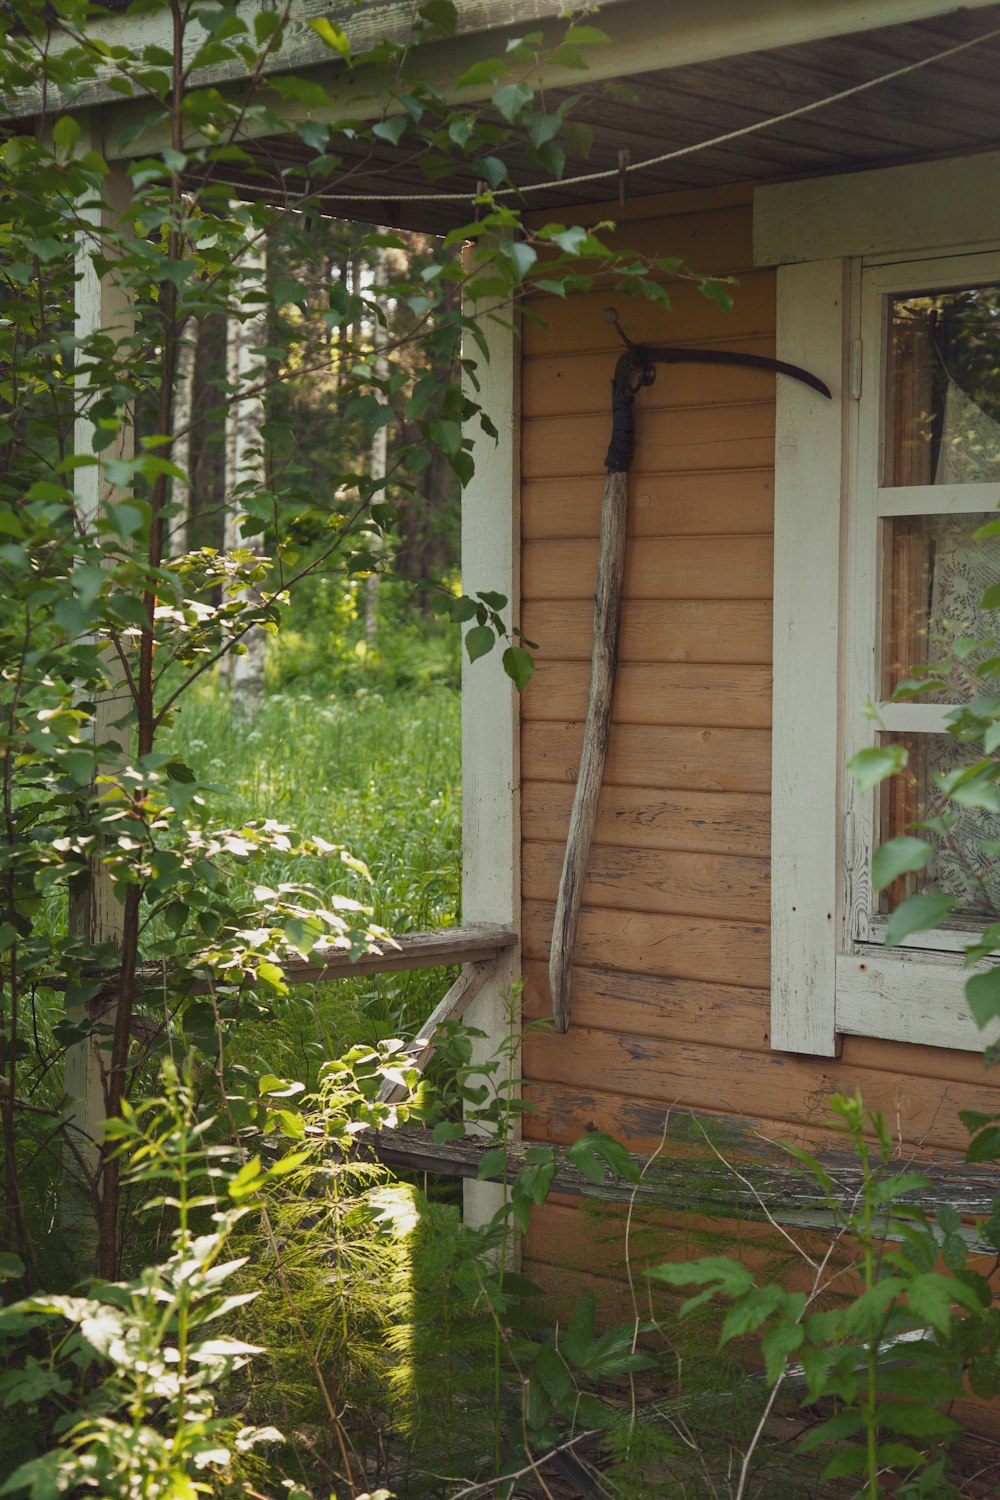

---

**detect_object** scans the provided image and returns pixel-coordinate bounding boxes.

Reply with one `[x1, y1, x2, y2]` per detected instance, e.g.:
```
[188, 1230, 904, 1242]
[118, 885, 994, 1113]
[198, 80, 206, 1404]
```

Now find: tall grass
[165, 679, 462, 1075]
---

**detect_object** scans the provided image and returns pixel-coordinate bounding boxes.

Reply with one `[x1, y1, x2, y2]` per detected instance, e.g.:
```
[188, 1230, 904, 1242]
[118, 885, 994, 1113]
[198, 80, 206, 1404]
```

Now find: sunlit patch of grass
[165, 680, 461, 1076]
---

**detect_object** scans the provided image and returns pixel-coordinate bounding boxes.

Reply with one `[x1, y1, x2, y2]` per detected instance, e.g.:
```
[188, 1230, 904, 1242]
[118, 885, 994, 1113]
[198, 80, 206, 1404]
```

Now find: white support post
[769, 258, 847, 1056]
[64, 138, 135, 1185]
[461, 303, 521, 1230]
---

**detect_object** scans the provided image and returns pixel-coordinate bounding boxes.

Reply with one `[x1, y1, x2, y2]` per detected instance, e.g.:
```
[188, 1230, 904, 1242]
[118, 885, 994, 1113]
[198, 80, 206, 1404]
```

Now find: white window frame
[757, 157, 1000, 1056]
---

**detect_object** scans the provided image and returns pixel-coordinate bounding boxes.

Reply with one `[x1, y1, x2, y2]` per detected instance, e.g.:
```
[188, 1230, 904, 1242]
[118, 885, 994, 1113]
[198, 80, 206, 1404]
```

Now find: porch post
[64, 128, 134, 1200]
[461, 299, 522, 1229]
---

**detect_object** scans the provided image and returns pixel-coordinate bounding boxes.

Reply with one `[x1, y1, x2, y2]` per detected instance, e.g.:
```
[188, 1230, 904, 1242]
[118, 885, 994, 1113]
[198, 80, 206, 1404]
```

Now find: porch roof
[231, 1, 1000, 232]
[7, 0, 1000, 230]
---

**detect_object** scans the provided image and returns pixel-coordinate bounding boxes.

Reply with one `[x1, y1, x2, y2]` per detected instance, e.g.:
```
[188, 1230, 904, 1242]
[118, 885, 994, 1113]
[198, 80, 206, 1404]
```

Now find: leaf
[532, 1343, 572, 1400]
[821, 1448, 870, 1479]
[465, 624, 494, 663]
[53, 116, 81, 151]
[966, 968, 1000, 1029]
[501, 646, 535, 691]
[189, 1337, 264, 1360]
[106, 501, 146, 539]
[271, 75, 329, 108]
[719, 1285, 784, 1344]
[0, 1450, 76, 1499]
[760, 1319, 805, 1383]
[869, 1171, 929, 1204]
[501, 240, 537, 280]
[779, 1141, 834, 1195]
[0, 1253, 24, 1282]
[549, 43, 587, 70]
[965, 1124, 1000, 1162]
[471, 154, 507, 189]
[879, 1403, 960, 1438]
[492, 82, 533, 122]
[573, 1392, 615, 1429]
[842, 1277, 907, 1337]
[372, 117, 407, 146]
[419, 0, 457, 29]
[457, 59, 506, 89]
[871, 836, 931, 893]
[883, 892, 954, 947]
[476, 1146, 507, 1180]
[274, 1109, 306, 1140]
[564, 24, 611, 46]
[308, 17, 351, 58]
[567, 1131, 640, 1185]
[560, 1290, 595, 1365]
[563, 121, 594, 160]
[797, 1407, 866, 1453]
[228, 1156, 263, 1200]
[948, 772, 1000, 812]
[699, 278, 735, 310]
[848, 743, 908, 793]
[647, 1256, 754, 1297]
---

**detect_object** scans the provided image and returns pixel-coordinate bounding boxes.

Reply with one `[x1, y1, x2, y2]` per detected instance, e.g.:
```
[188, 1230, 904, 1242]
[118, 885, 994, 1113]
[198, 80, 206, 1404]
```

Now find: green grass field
[165, 679, 462, 1075]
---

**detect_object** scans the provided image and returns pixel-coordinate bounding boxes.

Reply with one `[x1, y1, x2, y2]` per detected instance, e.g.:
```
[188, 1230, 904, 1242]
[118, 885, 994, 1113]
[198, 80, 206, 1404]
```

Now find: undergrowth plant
[648, 1091, 1000, 1499]
[0, 0, 735, 1291]
[0, 1058, 288, 1500]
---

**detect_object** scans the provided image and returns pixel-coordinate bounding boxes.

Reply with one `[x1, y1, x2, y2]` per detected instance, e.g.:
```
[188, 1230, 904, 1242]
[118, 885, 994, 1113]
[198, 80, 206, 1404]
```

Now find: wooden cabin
[452, 0, 1000, 1297]
[13, 0, 1000, 1309]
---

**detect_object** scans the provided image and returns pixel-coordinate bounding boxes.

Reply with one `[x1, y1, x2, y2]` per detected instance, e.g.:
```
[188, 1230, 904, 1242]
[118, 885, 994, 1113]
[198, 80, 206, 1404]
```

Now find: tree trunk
[364, 242, 389, 646]
[224, 234, 267, 713]
[395, 278, 459, 597]
[168, 317, 199, 559]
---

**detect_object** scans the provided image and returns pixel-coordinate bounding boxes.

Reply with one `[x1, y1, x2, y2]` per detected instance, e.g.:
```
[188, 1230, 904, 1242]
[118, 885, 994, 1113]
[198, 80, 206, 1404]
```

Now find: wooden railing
[114, 923, 516, 999]
[361, 1111, 999, 1247]
[119, 926, 994, 1241]
[106, 925, 517, 1075]
[282, 925, 516, 984]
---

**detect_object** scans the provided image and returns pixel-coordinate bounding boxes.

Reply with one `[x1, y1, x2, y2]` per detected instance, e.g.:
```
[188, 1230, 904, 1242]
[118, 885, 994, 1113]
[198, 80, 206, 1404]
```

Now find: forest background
[5, 3, 1000, 1497]
[0, 3, 711, 1496]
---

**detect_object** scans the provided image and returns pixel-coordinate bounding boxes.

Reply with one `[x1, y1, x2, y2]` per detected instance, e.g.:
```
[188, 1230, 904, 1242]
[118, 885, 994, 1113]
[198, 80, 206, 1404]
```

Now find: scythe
[548, 309, 831, 1034]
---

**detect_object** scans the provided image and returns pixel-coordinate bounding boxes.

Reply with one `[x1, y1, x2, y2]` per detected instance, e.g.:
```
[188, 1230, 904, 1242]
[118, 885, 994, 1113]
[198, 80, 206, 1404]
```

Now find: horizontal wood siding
[522, 470, 773, 541]
[517, 189, 1000, 1279]
[522, 722, 771, 794]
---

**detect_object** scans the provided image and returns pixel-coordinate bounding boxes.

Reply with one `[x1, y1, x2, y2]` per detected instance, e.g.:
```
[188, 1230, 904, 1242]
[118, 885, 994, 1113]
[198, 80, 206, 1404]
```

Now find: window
[835, 253, 1000, 1053]
[847, 256, 1000, 954]
[768, 237, 1000, 1057]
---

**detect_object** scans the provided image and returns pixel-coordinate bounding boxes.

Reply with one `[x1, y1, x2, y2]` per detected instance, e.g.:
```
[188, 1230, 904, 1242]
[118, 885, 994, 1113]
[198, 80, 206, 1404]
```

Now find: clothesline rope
[299, 22, 1000, 205]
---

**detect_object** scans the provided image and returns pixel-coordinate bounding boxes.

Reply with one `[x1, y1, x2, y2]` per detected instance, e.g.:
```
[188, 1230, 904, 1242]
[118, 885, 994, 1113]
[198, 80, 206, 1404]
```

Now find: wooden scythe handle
[549, 465, 629, 1032]
[546, 318, 828, 1031]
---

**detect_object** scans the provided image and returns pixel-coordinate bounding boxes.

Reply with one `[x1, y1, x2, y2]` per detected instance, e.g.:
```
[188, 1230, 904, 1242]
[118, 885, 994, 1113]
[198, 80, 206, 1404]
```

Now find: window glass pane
[879, 731, 1000, 920]
[885, 285, 1000, 486]
[881, 513, 1000, 703]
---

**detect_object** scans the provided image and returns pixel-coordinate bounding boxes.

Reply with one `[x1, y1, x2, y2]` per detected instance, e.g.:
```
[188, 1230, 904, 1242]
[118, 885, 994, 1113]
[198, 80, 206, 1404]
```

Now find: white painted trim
[770, 258, 846, 1057]
[867, 918, 998, 955]
[836, 952, 1000, 1051]
[876, 704, 960, 734]
[461, 298, 521, 1228]
[772, 235, 1000, 1056]
[877, 484, 1000, 518]
[755, 153, 1000, 267]
[864, 249, 1000, 292]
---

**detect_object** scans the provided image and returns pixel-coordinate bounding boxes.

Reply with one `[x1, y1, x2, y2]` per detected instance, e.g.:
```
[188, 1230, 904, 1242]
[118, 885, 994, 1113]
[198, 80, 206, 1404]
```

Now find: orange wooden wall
[516, 185, 1000, 1278]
